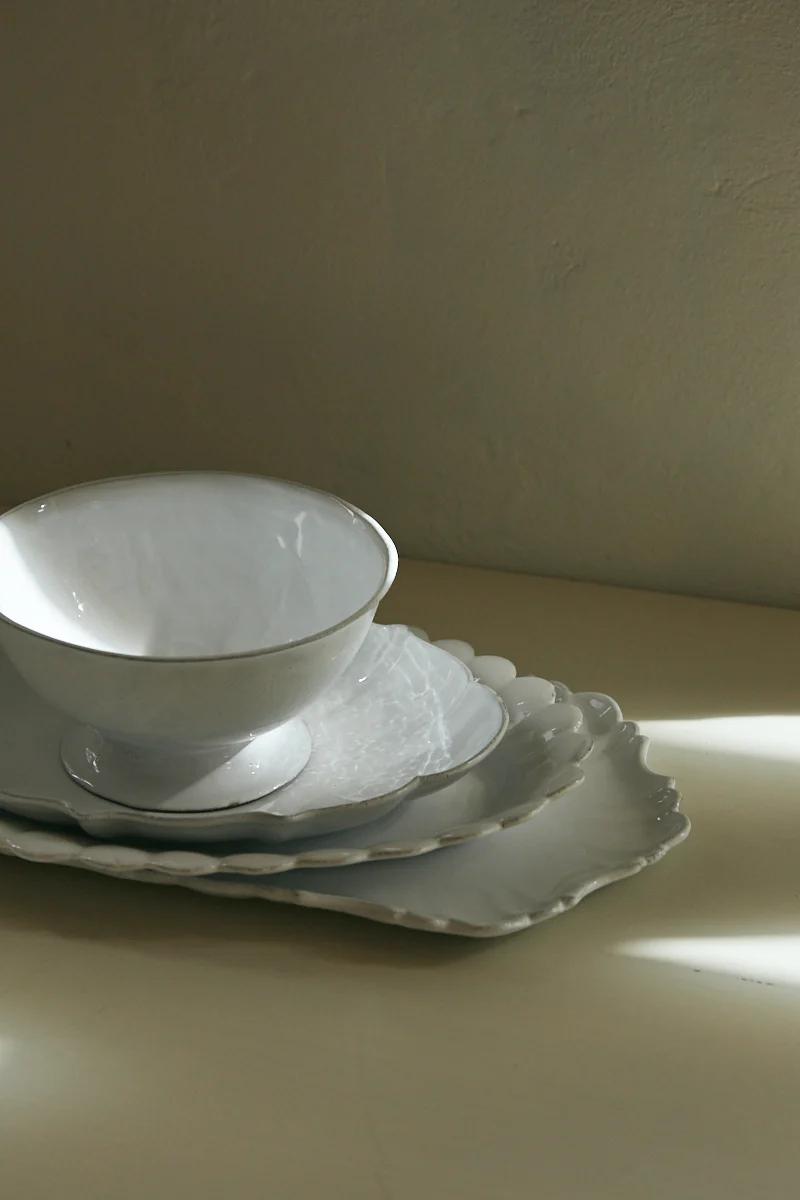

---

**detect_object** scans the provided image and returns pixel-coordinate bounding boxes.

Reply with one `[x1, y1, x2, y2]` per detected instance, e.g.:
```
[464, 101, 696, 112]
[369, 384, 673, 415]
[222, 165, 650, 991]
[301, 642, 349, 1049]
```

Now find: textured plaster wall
[3, 1, 800, 605]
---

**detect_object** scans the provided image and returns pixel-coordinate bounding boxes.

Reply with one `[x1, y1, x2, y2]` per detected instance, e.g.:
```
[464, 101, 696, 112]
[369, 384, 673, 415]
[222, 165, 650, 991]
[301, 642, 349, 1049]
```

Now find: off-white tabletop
[2, 561, 799, 1199]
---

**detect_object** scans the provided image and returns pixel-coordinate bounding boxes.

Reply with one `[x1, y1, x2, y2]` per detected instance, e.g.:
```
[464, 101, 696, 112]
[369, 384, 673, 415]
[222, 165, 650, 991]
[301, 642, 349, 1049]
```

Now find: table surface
[2, 561, 799, 1199]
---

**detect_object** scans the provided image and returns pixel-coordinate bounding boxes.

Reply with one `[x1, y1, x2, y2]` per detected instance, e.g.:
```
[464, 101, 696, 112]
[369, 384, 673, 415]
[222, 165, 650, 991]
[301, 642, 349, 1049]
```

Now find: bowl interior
[0, 475, 391, 658]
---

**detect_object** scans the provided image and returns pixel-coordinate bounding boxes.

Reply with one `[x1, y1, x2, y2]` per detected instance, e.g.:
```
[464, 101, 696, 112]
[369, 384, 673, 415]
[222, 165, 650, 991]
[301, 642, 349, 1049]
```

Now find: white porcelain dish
[0, 675, 588, 878]
[0, 473, 397, 812]
[0, 687, 689, 937]
[0, 625, 509, 842]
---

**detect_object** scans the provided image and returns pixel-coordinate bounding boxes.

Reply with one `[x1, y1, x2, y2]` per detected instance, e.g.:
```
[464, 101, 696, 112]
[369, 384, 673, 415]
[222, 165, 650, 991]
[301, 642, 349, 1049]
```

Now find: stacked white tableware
[0, 474, 689, 936]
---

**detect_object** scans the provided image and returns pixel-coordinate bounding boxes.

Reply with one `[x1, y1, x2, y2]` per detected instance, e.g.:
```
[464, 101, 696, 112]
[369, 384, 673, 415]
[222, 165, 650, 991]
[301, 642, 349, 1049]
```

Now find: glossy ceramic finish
[0, 625, 508, 842]
[59, 716, 314, 814]
[0, 675, 588, 878]
[0, 686, 689, 936]
[0, 473, 397, 810]
[0, 473, 396, 657]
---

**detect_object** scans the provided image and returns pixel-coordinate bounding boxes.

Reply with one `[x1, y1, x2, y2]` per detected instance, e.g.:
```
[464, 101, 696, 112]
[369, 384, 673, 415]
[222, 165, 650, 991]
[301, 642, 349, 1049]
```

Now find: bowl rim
[0, 470, 398, 664]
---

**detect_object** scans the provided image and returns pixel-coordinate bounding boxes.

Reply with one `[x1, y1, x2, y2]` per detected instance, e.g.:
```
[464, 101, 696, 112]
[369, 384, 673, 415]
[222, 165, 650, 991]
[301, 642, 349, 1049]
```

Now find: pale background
[3, 1, 800, 606]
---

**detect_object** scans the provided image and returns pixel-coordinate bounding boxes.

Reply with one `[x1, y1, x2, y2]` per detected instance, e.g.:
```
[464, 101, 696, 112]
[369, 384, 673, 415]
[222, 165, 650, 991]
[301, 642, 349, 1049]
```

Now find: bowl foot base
[60, 720, 312, 813]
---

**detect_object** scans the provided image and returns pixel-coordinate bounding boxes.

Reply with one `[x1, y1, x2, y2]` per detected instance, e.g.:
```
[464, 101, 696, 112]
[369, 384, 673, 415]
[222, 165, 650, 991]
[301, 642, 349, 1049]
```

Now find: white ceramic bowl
[0, 473, 397, 812]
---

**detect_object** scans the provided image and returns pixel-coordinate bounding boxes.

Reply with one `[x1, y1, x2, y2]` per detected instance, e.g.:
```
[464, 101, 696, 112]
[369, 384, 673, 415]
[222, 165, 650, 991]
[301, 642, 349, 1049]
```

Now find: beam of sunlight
[640, 715, 800, 764]
[618, 936, 800, 987]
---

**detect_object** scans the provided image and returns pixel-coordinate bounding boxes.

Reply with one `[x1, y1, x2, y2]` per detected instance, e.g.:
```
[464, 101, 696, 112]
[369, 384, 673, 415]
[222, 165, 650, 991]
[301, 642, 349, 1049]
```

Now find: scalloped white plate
[0, 625, 509, 843]
[147, 691, 689, 935]
[0, 679, 589, 878]
[0, 689, 689, 935]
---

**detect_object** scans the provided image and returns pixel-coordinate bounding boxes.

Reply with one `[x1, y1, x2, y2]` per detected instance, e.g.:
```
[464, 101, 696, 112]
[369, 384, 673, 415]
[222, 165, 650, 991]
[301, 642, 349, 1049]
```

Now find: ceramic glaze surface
[0, 473, 397, 810]
[0, 666, 586, 876]
[0, 686, 689, 936]
[0, 625, 508, 840]
[176, 690, 689, 935]
[0, 473, 392, 656]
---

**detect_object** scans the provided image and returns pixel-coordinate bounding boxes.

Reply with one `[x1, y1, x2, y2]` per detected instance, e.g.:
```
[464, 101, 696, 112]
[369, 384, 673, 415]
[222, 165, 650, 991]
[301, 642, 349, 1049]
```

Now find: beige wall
[3, 1, 800, 605]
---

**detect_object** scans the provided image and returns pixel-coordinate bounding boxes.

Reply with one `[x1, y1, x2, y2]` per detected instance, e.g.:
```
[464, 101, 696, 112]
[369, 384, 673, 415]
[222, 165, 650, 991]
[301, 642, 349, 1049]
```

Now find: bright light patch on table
[640, 715, 800, 764]
[618, 936, 800, 987]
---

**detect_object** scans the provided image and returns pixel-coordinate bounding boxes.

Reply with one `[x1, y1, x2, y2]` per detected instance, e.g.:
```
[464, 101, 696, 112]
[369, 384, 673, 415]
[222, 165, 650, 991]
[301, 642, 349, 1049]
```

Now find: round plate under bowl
[59, 720, 312, 813]
[0, 626, 509, 841]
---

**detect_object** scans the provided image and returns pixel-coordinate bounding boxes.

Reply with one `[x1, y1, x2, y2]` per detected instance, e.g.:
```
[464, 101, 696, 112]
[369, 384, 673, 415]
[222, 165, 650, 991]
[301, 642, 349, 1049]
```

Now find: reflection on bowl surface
[0, 472, 394, 659]
[0, 474, 397, 810]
